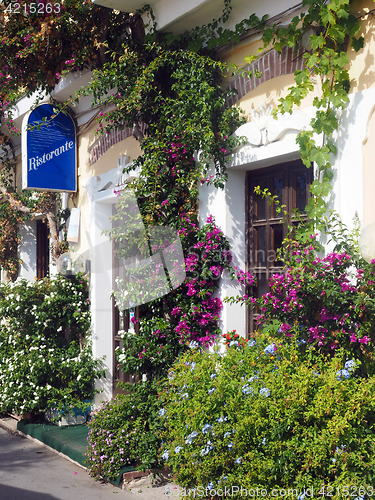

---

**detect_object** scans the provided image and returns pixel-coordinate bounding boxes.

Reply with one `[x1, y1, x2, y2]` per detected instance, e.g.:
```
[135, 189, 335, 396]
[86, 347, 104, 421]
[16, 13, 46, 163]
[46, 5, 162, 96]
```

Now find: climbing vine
[0, 0, 133, 276]
[0, 0, 372, 276]
[255, 0, 366, 237]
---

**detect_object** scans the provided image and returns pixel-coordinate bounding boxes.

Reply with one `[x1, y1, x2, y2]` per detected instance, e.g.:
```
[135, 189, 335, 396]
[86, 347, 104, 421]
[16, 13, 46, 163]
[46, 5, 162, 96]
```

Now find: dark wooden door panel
[246, 160, 312, 334]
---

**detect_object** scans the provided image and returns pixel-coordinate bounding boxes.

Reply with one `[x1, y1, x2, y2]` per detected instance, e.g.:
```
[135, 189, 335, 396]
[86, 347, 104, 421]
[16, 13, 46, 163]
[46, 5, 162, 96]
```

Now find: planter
[45, 402, 91, 426]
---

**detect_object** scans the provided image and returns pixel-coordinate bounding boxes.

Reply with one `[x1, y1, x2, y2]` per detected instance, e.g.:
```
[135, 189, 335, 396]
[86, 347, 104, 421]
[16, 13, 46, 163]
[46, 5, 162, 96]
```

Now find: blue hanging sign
[22, 104, 77, 192]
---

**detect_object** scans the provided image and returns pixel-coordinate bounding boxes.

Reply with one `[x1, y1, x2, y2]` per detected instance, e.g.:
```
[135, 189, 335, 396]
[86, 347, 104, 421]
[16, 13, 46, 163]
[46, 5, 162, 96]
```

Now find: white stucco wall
[88, 190, 117, 405]
[18, 221, 37, 280]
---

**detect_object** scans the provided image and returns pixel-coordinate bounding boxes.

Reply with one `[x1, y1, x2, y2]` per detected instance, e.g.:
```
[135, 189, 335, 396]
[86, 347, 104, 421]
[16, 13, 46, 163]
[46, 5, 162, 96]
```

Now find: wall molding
[88, 46, 305, 165]
[225, 46, 306, 107]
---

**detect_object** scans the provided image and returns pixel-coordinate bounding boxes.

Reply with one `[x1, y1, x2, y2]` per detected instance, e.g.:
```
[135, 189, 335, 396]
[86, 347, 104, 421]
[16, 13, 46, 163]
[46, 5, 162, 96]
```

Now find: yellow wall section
[348, 0, 375, 93]
[70, 122, 142, 258]
[220, 0, 375, 118]
[78, 122, 142, 181]
[235, 73, 317, 118]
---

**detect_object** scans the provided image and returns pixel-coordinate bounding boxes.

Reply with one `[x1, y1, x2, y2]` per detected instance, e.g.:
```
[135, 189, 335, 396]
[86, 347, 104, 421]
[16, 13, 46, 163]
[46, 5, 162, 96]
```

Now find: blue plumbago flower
[344, 360, 356, 372]
[182, 393, 189, 399]
[248, 339, 256, 347]
[190, 362, 196, 371]
[248, 375, 258, 382]
[210, 373, 217, 379]
[217, 416, 228, 423]
[185, 431, 199, 444]
[175, 445, 183, 454]
[189, 341, 199, 349]
[262, 438, 267, 445]
[228, 442, 233, 449]
[297, 494, 305, 500]
[331, 458, 336, 463]
[168, 371, 175, 380]
[207, 482, 214, 490]
[264, 343, 276, 355]
[242, 384, 254, 395]
[336, 369, 350, 381]
[234, 457, 243, 464]
[229, 340, 239, 347]
[200, 441, 214, 456]
[297, 339, 306, 346]
[259, 387, 270, 397]
[208, 387, 216, 394]
[159, 408, 166, 417]
[165, 486, 170, 494]
[239, 359, 243, 364]
[224, 432, 231, 438]
[162, 450, 169, 460]
[202, 423, 213, 434]
[313, 371, 320, 377]
[335, 445, 346, 454]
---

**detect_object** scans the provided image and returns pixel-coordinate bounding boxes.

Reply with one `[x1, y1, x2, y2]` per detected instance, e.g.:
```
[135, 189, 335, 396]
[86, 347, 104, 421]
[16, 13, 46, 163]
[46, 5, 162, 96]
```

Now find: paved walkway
[0, 425, 130, 500]
[0, 417, 181, 500]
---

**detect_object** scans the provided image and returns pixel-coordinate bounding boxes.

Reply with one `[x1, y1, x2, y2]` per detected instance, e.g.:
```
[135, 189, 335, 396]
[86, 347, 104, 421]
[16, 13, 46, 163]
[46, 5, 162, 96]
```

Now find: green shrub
[159, 339, 375, 498]
[86, 381, 164, 479]
[0, 274, 104, 416]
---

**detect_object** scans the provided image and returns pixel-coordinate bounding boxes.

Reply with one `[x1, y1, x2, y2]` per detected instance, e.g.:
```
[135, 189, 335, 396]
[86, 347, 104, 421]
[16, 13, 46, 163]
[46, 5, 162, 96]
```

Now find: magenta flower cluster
[170, 215, 233, 347]
[258, 241, 374, 356]
[164, 135, 195, 172]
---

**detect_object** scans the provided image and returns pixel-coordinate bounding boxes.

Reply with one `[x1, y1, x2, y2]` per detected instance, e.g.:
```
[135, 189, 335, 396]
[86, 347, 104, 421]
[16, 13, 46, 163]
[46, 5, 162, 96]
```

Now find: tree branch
[132, 121, 144, 143]
[0, 185, 31, 214]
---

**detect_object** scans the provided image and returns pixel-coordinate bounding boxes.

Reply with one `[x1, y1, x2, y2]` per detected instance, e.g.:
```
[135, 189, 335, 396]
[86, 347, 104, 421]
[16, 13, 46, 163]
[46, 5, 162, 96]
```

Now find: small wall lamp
[56, 252, 84, 278]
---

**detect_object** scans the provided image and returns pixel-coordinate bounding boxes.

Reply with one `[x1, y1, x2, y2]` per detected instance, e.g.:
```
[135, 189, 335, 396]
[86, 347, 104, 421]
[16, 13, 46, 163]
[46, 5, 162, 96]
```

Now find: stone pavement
[0, 416, 182, 500]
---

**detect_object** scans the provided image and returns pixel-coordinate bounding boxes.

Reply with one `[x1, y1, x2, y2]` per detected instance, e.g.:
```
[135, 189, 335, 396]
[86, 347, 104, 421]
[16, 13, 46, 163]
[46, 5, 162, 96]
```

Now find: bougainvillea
[114, 214, 233, 379]
[257, 231, 375, 374]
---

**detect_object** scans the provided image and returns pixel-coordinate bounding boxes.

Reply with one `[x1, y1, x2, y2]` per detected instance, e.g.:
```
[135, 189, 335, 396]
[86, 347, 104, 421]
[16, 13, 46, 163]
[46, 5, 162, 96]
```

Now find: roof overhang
[91, 0, 300, 35]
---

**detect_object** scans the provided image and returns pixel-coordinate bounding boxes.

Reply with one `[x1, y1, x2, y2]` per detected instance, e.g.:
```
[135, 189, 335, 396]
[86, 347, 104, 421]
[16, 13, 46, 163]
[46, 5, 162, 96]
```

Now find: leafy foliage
[159, 339, 375, 497]
[86, 380, 164, 478]
[257, 0, 365, 231]
[79, 47, 246, 220]
[113, 214, 233, 379]
[0, 274, 104, 415]
[0, 0, 130, 105]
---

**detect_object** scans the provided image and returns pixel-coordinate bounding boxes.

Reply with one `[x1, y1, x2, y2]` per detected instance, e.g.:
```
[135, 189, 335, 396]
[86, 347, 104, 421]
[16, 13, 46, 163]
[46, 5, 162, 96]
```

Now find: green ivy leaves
[258, 0, 366, 234]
